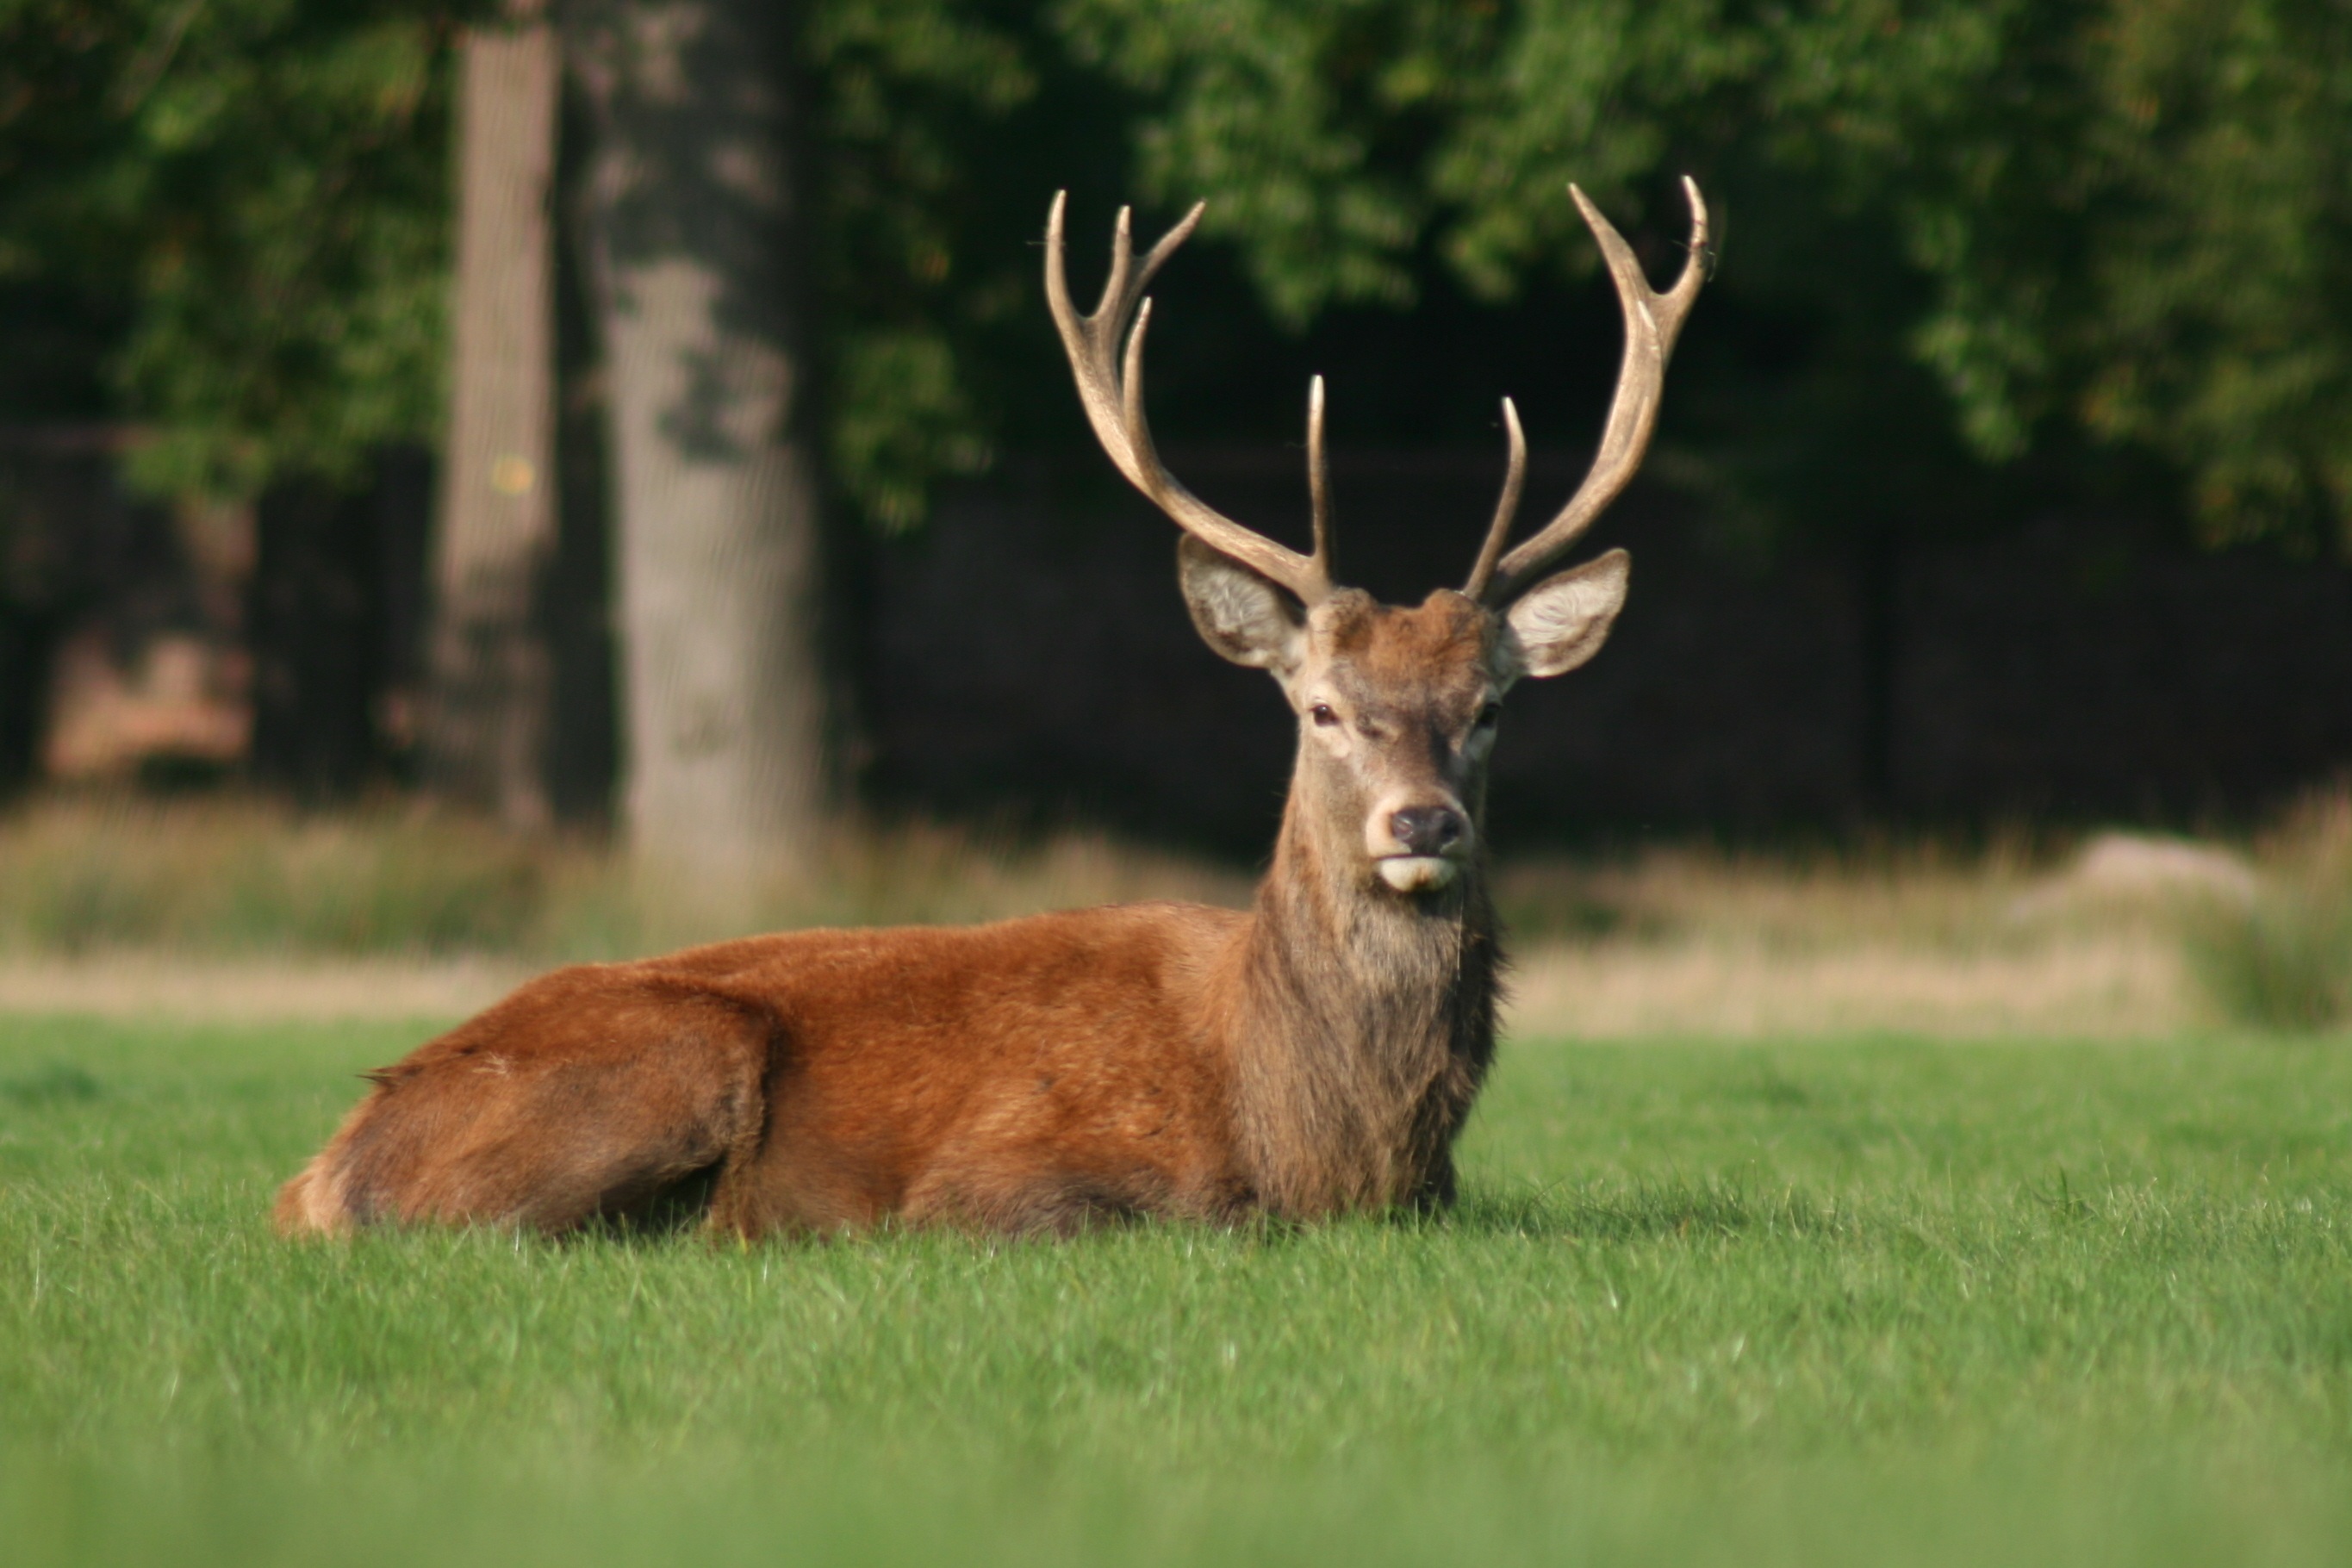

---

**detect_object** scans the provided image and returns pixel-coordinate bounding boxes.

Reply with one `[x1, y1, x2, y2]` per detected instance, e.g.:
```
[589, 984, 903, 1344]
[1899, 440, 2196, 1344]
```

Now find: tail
[273, 1157, 354, 1235]
[273, 1075, 394, 1235]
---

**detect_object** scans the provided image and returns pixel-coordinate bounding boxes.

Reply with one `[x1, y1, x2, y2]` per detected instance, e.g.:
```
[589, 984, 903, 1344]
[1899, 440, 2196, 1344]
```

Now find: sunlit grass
[3, 1015, 2349, 1564]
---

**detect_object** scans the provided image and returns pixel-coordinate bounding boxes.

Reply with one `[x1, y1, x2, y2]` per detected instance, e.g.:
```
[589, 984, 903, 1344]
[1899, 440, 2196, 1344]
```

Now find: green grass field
[3, 1013, 2348, 1565]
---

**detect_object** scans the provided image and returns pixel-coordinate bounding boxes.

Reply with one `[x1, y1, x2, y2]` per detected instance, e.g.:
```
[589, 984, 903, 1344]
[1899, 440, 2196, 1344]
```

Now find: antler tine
[1478, 177, 1710, 607]
[1307, 376, 1332, 573]
[1461, 397, 1526, 600]
[1045, 192, 1332, 603]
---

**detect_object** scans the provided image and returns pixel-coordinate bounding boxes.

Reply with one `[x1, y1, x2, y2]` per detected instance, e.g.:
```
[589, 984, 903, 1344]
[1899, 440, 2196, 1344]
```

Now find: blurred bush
[2187, 789, 2352, 1033]
[2191, 893, 2352, 1033]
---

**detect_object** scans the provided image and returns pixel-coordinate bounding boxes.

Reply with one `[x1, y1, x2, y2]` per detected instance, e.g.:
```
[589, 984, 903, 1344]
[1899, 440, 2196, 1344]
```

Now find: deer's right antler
[1046, 193, 1334, 606]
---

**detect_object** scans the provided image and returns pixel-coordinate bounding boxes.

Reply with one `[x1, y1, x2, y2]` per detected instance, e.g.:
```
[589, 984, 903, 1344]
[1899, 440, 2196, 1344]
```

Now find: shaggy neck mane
[1224, 790, 1502, 1216]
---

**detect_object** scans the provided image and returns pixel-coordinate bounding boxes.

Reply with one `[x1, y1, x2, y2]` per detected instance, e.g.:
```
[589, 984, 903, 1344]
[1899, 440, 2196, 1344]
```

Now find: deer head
[1047, 182, 1708, 899]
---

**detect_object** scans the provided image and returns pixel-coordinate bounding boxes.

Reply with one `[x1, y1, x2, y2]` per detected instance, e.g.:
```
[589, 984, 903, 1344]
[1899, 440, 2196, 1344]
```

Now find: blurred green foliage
[0, 0, 461, 495]
[806, 1, 1036, 528]
[2, 1, 2347, 551]
[1073, 0, 2352, 552]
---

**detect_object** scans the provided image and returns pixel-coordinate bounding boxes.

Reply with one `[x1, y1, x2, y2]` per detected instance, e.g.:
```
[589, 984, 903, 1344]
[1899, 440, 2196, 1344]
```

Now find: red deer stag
[277, 180, 1709, 1237]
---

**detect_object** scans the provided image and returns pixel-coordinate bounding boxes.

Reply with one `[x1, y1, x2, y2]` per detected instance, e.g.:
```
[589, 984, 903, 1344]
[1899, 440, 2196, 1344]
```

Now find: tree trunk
[569, 0, 828, 894]
[425, 7, 561, 830]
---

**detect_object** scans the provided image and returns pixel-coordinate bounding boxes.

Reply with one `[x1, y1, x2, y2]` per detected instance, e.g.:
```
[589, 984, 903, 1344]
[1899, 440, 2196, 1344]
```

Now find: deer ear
[1504, 549, 1630, 679]
[1179, 536, 1306, 675]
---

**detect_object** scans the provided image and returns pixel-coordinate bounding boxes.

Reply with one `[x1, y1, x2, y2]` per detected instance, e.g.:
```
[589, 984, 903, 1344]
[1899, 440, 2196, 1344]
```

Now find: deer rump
[277, 179, 1707, 1240]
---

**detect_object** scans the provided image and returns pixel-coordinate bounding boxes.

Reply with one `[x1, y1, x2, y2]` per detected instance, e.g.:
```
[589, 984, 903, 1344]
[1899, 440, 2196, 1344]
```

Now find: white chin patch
[1377, 856, 1459, 893]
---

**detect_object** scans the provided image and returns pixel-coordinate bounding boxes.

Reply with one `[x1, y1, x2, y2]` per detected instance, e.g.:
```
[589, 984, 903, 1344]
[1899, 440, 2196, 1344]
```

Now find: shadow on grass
[0, 1061, 103, 1108]
[416, 1178, 1843, 1254]
[1435, 1179, 1844, 1243]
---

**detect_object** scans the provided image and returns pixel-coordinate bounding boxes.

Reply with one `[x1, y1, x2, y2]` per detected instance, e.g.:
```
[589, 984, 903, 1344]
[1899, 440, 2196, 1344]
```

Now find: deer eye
[1309, 704, 1341, 727]
[1474, 703, 1503, 729]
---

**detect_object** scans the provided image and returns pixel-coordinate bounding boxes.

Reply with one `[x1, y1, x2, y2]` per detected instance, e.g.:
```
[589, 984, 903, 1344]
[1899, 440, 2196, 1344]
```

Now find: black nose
[1390, 805, 1465, 856]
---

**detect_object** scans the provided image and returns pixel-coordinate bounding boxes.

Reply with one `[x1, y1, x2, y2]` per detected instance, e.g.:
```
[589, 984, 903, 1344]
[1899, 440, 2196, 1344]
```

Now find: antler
[1465, 177, 1710, 607]
[1046, 192, 1334, 605]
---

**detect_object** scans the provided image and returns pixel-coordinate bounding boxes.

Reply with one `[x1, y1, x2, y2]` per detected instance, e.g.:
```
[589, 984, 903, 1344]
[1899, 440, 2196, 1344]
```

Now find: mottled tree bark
[425, 7, 561, 829]
[569, 0, 827, 891]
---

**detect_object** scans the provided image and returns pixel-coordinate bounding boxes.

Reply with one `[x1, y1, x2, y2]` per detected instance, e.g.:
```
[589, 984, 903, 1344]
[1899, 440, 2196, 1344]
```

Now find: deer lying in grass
[277, 180, 1709, 1237]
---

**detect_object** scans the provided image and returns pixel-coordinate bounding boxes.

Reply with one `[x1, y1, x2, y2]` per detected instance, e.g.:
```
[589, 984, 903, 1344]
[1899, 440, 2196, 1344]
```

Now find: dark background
[11, 432, 2345, 856]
